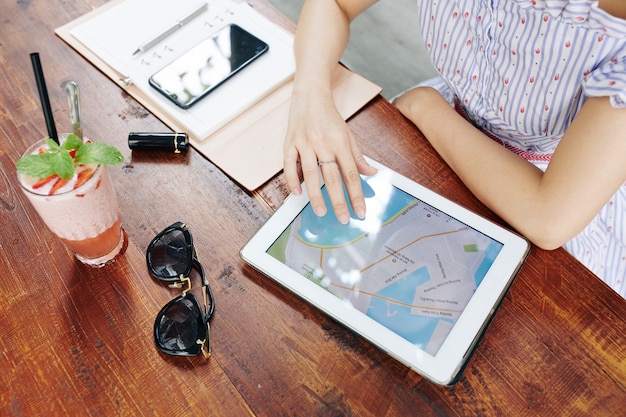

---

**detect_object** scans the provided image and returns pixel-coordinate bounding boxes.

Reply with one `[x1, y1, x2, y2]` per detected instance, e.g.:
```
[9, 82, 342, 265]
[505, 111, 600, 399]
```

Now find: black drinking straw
[30, 52, 59, 144]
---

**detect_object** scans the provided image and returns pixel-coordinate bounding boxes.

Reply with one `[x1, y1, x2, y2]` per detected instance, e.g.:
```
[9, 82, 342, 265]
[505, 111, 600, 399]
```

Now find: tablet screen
[267, 174, 503, 356]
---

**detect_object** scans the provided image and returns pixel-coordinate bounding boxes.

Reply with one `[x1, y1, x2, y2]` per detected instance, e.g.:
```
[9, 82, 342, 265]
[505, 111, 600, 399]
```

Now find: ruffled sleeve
[583, 54, 626, 108]
[542, 0, 626, 36]
[537, 0, 626, 108]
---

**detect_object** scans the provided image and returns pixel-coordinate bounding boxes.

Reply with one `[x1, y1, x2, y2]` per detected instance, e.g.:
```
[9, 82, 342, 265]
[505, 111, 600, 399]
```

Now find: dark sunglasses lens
[149, 228, 190, 278]
[155, 296, 205, 354]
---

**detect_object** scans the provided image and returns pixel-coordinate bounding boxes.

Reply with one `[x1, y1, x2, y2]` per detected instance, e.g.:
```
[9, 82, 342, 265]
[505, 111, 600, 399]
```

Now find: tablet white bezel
[241, 158, 529, 385]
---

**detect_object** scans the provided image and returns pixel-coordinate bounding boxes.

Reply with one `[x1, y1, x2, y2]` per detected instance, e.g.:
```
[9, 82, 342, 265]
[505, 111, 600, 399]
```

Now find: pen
[132, 3, 208, 56]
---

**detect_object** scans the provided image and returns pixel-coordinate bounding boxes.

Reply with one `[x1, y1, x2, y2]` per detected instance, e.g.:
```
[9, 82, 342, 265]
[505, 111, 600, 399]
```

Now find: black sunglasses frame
[146, 222, 215, 357]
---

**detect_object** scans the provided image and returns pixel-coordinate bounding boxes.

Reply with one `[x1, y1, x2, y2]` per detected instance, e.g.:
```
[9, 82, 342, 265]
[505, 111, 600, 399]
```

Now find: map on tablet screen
[267, 177, 503, 356]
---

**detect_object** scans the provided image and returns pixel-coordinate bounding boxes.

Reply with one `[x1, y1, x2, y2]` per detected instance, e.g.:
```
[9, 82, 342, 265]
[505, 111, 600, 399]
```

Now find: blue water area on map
[366, 266, 447, 347]
[296, 179, 415, 247]
[475, 241, 503, 286]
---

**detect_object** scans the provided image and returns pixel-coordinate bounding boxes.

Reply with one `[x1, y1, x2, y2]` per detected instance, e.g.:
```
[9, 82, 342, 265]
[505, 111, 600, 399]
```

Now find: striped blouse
[415, 0, 626, 297]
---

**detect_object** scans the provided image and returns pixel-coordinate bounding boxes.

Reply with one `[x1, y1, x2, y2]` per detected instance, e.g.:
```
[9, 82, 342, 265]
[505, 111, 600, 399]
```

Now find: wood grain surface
[0, 1, 624, 416]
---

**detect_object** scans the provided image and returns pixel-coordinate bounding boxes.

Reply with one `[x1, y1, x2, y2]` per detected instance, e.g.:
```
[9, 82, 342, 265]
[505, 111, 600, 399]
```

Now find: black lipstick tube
[128, 132, 189, 153]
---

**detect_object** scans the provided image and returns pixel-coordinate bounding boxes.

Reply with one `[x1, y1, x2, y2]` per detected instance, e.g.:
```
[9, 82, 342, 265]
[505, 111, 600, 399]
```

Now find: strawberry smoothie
[18, 136, 125, 266]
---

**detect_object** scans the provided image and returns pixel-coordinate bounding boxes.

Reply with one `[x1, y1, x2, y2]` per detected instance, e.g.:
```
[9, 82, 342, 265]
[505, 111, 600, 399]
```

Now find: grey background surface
[267, 0, 437, 99]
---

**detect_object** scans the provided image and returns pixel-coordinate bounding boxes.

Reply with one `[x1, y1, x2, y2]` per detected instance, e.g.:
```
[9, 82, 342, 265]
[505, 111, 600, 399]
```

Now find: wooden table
[1, 1, 624, 416]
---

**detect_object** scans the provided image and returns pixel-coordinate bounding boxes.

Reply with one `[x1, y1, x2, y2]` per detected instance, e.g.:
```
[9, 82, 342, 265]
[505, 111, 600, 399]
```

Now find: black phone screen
[149, 24, 269, 109]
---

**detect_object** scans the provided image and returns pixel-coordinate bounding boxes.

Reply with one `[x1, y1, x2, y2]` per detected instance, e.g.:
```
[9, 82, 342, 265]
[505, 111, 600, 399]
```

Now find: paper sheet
[70, 0, 295, 140]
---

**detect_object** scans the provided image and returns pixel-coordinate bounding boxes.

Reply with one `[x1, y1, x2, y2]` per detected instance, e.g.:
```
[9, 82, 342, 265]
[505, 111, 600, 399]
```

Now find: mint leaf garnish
[16, 153, 57, 179]
[17, 150, 75, 180]
[17, 135, 124, 181]
[74, 142, 124, 165]
[50, 150, 75, 180]
[45, 138, 62, 152]
[62, 134, 83, 151]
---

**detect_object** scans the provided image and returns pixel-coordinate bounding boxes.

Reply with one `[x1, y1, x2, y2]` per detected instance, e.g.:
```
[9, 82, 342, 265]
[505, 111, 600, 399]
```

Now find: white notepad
[68, 0, 295, 140]
[241, 157, 530, 385]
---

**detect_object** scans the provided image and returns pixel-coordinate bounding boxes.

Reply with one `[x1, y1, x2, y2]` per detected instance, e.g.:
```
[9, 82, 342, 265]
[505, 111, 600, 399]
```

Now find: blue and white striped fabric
[415, 0, 626, 297]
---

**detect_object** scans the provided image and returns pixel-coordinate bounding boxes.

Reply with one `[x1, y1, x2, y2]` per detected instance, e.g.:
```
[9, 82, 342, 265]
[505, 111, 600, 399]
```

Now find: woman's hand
[283, 89, 377, 224]
[282, 0, 380, 223]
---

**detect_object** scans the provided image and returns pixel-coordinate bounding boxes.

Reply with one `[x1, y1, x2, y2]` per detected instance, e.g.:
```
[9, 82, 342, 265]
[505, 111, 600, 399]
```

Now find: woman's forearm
[284, 0, 379, 223]
[402, 89, 549, 242]
[292, 0, 376, 96]
[395, 87, 626, 249]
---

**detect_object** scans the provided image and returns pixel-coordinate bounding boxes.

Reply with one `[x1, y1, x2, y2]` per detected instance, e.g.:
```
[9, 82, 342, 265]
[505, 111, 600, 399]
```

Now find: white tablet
[241, 158, 529, 385]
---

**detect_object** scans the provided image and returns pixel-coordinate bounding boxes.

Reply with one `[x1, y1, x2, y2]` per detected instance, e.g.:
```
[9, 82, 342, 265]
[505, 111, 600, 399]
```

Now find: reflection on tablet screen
[267, 175, 503, 356]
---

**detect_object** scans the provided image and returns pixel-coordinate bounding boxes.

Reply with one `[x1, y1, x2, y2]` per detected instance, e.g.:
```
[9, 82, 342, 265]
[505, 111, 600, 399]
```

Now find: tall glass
[17, 135, 125, 267]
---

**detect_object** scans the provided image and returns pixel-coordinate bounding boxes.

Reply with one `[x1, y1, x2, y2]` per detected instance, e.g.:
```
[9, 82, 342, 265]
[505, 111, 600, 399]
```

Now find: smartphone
[149, 24, 269, 109]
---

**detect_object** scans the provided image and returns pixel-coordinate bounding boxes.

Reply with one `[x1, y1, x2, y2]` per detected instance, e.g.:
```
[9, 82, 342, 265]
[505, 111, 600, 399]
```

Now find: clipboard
[55, 0, 382, 190]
